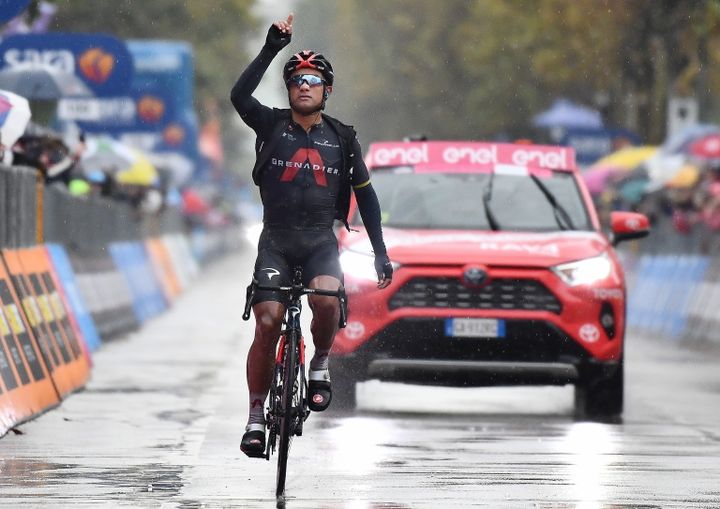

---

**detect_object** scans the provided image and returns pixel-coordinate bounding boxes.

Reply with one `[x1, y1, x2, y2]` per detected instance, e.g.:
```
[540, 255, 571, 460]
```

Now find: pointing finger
[287, 13, 294, 25]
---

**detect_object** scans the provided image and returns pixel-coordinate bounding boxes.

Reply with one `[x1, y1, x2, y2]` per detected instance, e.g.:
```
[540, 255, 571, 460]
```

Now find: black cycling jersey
[260, 119, 368, 229]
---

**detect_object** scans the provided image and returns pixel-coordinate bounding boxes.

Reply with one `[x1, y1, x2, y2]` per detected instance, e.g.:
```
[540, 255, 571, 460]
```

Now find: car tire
[575, 357, 624, 419]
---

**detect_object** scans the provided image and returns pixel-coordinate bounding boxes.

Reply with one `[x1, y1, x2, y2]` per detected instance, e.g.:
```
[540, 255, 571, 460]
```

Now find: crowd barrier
[0, 165, 37, 248]
[1, 164, 244, 437]
[625, 252, 719, 347]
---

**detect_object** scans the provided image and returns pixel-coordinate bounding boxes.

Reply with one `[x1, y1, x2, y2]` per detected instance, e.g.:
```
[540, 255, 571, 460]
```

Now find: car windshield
[353, 168, 592, 231]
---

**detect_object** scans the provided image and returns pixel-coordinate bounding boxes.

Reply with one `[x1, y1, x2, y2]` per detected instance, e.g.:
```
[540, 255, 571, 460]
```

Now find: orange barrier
[146, 238, 182, 302]
[0, 254, 60, 437]
[2, 249, 90, 398]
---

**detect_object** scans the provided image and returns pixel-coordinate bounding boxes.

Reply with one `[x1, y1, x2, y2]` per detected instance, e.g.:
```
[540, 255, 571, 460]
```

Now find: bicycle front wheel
[276, 330, 298, 499]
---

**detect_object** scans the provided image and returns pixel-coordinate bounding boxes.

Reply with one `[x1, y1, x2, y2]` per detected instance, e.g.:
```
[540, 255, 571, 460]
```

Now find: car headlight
[551, 253, 612, 286]
[339, 250, 398, 281]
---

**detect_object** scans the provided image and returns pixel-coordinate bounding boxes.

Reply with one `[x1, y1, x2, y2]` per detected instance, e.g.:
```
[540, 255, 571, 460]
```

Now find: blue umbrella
[533, 98, 604, 129]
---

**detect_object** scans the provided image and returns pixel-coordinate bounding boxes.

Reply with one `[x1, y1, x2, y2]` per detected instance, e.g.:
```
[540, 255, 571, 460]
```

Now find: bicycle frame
[242, 267, 347, 499]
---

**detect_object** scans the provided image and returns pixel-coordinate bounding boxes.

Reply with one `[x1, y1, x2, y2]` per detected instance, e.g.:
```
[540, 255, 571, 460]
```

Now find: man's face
[287, 69, 331, 115]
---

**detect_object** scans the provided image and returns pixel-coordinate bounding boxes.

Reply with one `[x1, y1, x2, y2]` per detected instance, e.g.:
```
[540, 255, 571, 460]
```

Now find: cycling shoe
[240, 423, 266, 458]
[308, 369, 332, 412]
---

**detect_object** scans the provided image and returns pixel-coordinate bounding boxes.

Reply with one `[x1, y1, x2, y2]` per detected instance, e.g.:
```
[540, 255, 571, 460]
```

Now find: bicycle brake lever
[242, 282, 255, 320]
[338, 290, 348, 329]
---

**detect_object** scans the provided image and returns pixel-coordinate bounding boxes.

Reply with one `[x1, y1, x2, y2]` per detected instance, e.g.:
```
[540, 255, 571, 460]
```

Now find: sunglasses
[286, 74, 326, 88]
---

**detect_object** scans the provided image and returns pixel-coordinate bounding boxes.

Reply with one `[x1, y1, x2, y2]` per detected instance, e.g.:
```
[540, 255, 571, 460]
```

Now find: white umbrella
[0, 89, 32, 164]
[147, 152, 194, 187]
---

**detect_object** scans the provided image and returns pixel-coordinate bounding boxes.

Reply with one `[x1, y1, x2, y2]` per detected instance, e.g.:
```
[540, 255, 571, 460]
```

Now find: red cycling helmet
[283, 50, 334, 86]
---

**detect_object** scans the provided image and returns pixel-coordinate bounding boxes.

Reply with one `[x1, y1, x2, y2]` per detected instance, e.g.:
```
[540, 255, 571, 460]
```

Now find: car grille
[389, 277, 562, 313]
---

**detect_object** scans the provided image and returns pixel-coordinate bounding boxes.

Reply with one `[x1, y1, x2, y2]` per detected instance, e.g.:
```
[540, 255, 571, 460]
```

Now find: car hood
[342, 228, 609, 268]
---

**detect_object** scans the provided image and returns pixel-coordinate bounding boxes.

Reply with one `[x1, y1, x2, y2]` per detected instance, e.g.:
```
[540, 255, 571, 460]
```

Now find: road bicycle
[243, 267, 347, 502]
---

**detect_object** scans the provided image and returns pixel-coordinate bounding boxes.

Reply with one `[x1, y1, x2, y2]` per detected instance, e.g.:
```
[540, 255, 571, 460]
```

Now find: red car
[332, 140, 649, 417]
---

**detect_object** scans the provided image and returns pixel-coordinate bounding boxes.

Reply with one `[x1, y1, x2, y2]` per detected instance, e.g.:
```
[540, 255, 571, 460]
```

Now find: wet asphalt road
[1, 246, 720, 508]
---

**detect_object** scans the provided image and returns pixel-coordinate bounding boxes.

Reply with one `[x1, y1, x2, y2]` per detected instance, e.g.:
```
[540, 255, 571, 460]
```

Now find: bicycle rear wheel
[276, 329, 298, 499]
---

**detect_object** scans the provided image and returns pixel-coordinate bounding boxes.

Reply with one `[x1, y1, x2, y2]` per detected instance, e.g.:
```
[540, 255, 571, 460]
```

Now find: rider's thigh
[253, 300, 285, 342]
[307, 275, 341, 314]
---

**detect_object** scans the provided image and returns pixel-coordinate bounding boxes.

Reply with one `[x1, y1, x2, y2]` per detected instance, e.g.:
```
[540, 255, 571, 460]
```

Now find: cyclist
[231, 13, 393, 458]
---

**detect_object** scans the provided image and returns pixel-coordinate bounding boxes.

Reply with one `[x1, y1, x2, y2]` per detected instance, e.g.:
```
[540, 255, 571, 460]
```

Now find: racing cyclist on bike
[231, 14, 393, 458]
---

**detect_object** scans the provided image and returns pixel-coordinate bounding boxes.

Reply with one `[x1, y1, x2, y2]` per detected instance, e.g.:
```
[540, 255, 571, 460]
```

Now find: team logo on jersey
[261, 267, 280, 280]
[272, 148, 340, 187]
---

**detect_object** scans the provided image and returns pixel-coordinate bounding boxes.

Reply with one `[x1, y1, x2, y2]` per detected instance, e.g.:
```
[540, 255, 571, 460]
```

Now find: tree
[294, 0, 720, 144]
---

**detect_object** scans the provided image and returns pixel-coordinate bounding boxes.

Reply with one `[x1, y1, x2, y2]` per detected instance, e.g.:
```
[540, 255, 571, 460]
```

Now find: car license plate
[445, 318, 505, 338]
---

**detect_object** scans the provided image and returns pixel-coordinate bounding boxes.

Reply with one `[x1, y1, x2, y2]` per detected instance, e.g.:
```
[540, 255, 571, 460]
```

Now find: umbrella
[0, 89, 31, 155]
[583, 167, 619, 195]
[81, 136, 158, 186]
[147, 152, 194, 187]
[0, 66, 93, 99]
[583, 146, 658, 196]
[533, 99, 604, 129]
[688, 134, 720, 163]
[661, 123, 720, 154]
[590, 146, 658, 171]
[81, 136, 137, 171]
[644, 152, 687, 191]
[115, 151, 158, 186]
[665, 163, 701, 189]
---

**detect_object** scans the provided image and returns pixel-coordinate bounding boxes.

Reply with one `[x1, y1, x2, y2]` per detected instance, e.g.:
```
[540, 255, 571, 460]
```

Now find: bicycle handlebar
[242, 279, 348, 328]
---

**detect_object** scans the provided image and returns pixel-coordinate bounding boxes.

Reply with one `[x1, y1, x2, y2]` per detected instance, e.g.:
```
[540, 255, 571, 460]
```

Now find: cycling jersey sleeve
[354, 183, 387, 256]
[349, 137, 371, 188]
[230, 45, 277, 136]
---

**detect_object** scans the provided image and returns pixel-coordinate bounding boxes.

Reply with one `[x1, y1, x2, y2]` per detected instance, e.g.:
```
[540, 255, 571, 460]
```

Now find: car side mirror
[610, 211, 650, 246]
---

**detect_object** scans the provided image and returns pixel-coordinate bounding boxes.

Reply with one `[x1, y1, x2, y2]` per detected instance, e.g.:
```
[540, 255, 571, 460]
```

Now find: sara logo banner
[0, 33, 134, 96]
[0, 0, 31, 24]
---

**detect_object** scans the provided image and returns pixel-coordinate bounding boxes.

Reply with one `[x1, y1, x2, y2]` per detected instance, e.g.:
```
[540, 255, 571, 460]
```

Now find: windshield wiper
[482, 172, 501, 231]
[529, 174, 576, 231]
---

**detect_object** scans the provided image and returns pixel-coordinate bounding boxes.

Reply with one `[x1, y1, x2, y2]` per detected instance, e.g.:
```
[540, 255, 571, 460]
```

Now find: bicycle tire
[276, 329, 298, 498]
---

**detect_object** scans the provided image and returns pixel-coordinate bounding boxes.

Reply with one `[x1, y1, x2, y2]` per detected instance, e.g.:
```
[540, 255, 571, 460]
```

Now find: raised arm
[230, 14, 294, 131]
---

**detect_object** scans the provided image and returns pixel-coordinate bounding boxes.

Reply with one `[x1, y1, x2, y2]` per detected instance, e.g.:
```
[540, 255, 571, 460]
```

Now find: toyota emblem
[462, 266, 489, 287]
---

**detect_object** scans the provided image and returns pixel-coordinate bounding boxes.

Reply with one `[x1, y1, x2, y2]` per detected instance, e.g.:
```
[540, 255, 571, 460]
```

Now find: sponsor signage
[0, 33, 134, 96]
[0, 0, 31, 24]
[367, 141, 576, 171]
[57, 87, 175, 130]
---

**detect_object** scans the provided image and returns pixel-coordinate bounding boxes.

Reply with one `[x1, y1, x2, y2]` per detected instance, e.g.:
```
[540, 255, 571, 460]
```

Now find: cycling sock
[247, 392, 266, 426]
[309, 348, 331, 371]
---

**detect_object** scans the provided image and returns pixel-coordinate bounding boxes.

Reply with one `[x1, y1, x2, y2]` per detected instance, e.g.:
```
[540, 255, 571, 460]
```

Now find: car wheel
[575, 357, 624, 419]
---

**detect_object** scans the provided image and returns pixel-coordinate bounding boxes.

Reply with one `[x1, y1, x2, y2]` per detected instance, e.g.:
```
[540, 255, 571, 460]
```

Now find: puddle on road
[0, 458, 184, 499]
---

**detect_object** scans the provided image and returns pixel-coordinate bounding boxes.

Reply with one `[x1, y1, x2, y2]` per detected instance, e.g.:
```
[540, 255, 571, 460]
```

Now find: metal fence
[2, 163, 185, 253]
[0, 164, 38, 249]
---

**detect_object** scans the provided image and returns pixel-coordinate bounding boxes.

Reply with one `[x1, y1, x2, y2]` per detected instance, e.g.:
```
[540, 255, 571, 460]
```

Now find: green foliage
[294, 0, 720, 144]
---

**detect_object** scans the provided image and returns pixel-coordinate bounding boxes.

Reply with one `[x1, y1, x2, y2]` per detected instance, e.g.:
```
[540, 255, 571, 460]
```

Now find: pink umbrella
[582, 166, 623, 195]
